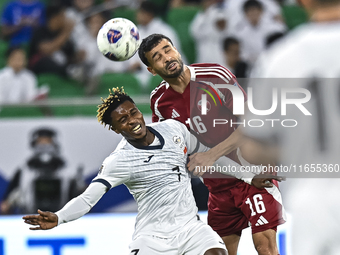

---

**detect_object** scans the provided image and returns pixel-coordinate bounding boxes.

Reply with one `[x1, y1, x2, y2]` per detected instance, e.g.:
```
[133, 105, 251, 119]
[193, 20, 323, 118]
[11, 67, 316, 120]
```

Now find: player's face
[110, 101, 148, 142]
[146, 39, 184, 79]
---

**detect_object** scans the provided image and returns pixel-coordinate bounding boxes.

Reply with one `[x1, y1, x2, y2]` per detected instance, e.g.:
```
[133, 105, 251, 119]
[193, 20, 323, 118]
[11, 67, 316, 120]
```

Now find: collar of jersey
[133, 126, 165, 150]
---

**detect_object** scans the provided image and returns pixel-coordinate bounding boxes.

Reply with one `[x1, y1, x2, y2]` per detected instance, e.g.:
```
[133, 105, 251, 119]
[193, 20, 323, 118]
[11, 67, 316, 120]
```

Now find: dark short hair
[97, 87, 135, 129]
[243, 0, 263, 12]
[223, 37, 240, 51]
[5, 46, 25, 59]
[139, 1, 157, 16]
[266, 32, 285, 47]
[138, 33, 173, 66]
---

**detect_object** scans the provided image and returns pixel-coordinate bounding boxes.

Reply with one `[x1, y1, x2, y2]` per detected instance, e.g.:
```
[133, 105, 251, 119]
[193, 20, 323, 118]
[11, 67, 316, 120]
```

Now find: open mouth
[167, 61, 177, 71]
[132, 124, 142, 133]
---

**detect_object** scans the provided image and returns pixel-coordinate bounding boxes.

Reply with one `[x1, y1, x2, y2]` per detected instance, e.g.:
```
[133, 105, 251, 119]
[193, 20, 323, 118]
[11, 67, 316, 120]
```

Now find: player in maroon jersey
[138, 34, 285, 255]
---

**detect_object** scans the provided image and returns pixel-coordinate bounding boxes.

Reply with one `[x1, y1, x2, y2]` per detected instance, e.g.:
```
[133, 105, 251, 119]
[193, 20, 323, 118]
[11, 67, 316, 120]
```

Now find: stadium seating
[98, 72, 142, 96]
[166, 6, 201, 64]
[0, 40, 8, 68]
[282, 5, 309, 30]
[37, 73, 84, 98]
[113, 7, 137, 24]
[0, 0, 8, 15]
[0, 106, 45, 118]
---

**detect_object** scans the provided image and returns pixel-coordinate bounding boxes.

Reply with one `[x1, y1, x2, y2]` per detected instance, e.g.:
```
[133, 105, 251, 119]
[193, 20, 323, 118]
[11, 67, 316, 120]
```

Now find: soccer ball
[97, 18, 140, 61]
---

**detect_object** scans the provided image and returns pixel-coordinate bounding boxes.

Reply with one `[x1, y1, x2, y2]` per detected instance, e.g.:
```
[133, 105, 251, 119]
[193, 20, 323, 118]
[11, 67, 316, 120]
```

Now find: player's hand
[187, 151, 217, 177]
[23, 209, 58, 230]
[251, 174, 286, 189]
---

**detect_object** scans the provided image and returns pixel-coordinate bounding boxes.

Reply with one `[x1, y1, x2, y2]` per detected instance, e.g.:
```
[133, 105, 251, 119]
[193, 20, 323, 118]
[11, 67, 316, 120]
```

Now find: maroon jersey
[150, 63, 247, 193]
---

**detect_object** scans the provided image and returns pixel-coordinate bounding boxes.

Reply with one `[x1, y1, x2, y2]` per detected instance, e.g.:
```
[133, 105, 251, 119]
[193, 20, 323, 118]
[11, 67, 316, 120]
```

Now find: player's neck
[310, 4, 340, 22]
[165, 65, 191, 94]
[127, 129, 155, 148]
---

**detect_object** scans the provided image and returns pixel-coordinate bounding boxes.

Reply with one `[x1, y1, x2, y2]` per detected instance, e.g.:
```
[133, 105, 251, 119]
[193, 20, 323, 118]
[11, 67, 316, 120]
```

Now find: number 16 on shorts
[245, 194, 266, 216]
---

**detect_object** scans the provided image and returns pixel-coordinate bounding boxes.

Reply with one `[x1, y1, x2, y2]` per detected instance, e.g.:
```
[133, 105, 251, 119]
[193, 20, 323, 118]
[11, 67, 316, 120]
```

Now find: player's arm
[23, 182, 107, 230]
[188, 103, 246, 171]
[187, 132, 254, 181]
[187, 132, 284, 187]
[177, 119, 273, 187]
[23, 154, 129, 230]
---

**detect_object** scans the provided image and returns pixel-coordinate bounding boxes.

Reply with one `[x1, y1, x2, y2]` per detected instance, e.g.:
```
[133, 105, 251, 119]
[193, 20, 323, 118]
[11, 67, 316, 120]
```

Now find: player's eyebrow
[152, 45, 170, 60]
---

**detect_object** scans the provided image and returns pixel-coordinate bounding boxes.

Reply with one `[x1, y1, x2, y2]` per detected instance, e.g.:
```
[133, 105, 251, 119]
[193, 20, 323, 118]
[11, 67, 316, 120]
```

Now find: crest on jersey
[198, 87, 223, 107]
[173, 135, 181, 144]
[197, 99, 211, 113]
[173, 135, 186, 153]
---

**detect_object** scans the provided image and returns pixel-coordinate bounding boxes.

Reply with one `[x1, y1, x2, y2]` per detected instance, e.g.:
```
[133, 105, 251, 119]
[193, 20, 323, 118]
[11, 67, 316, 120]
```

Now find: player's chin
[131, 126, 147, 139]
[165, 68, 182, 78]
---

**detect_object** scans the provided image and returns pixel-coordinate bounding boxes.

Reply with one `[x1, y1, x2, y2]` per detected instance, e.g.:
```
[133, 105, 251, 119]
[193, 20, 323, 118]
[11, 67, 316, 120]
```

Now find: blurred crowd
[0, 0, 302, 103]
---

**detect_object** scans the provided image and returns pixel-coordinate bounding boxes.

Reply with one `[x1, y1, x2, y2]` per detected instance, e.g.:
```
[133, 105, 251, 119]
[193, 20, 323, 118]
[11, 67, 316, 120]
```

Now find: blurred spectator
[230, 0, 286, 66]
[0, 128, 84, 214]
[136, 1, 181, 44]
[225, 0, 284, 32]
[28, 4, 85, 81]
[83, 11, 130, 95]
[223, 37, 249, 79]
[65, 0, 94, 63]
[0, 0, 45, 46]
[102, 0, 141, 10]
[171, 0, 202, 8]
[189, 0, 229, 65]
[0, 46, 48, 105]
[129, 1, 187, 88]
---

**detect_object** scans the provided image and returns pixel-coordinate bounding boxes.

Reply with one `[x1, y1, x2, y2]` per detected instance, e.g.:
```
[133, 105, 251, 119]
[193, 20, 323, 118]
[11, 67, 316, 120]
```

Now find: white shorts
[128, 220, 226, 255]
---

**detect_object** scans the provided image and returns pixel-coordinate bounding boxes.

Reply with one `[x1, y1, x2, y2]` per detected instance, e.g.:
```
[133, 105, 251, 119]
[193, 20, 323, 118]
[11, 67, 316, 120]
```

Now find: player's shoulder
[253, 24, 317, 77]
[190, 63, 235, 81]
[262, 24, 316, 63]
[101, 139, 130, 168]
[150, 80, 169, 101]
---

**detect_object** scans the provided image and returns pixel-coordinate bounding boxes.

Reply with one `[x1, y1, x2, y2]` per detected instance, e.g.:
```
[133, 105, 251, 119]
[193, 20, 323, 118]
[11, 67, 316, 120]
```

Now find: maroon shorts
[207, 181, 286, 237]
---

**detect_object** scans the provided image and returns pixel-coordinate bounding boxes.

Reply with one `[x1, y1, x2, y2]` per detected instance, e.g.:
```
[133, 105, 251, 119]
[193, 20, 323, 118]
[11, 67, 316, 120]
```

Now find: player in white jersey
[23, 87, 228, 255]
[241, 0, 340, 254]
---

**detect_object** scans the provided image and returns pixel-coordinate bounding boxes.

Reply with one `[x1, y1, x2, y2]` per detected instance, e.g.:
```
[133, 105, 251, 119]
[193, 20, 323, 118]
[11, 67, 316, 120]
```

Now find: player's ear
[147, 66, 157, 76]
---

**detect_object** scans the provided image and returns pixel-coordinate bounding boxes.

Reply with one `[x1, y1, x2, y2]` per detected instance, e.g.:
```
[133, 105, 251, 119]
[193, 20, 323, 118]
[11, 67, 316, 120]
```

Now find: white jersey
[92, 119, 197, 238]
[249, 21, 340, 167]
[248, 21, 340, 255]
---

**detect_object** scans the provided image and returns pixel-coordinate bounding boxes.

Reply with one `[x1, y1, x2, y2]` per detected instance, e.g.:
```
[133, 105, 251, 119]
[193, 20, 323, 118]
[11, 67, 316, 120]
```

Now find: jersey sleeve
[150, 84, 167, 123]
[150, 94, 160, 122]
[55, 182, 107, 225]
[91, 153, 130, 191]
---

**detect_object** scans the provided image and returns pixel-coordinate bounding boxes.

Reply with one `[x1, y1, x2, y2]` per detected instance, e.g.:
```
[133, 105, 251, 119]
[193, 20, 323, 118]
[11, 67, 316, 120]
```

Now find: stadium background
[0, 0, 307, 254]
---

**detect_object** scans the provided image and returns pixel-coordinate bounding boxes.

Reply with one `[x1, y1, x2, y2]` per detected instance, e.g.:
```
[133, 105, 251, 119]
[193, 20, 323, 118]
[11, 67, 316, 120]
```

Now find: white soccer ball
[97, 18, 141, 61]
